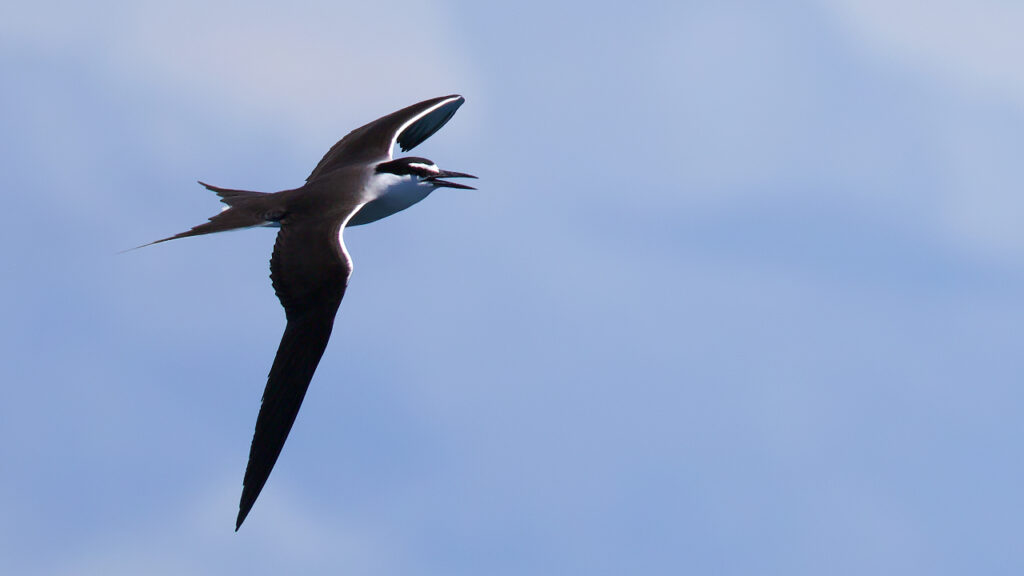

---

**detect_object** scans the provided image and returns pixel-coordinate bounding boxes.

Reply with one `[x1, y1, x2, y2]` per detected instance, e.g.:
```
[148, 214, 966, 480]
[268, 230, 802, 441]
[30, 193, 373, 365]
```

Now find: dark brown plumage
[141, 95, 472, 530]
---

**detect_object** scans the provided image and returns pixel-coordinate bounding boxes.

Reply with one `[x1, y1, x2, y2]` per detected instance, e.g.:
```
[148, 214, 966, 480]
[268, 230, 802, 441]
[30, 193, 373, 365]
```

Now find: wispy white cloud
[821, 0, 1024, 262]
[49, 473, 389, 576]
[2, 0, 477, 139]
[823, 0, 1024, 108]
[5, 3, 1024, 574]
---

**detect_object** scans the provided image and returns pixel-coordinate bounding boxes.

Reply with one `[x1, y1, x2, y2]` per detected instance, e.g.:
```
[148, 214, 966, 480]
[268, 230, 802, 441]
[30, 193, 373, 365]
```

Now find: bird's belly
[348, 179, 432, 226]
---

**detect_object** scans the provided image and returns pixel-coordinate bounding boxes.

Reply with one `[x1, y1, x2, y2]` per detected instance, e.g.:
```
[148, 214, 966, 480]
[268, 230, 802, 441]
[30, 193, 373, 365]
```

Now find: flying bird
[142, 95, 475, 530]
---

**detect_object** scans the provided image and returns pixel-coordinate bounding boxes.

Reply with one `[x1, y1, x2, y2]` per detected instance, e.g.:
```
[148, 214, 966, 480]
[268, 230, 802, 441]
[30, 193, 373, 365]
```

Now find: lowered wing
[236, 214, 356, 529]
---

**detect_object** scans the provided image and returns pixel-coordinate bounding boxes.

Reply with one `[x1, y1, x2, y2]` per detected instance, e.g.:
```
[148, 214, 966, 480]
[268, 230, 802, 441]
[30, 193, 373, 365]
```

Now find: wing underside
[306, 94, 464, 181]
[236, 218, 353, 530]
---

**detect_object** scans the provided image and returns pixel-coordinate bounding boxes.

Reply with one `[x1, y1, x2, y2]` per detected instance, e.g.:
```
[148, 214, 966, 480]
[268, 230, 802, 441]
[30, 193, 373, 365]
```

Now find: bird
[140, 95, 476, 530]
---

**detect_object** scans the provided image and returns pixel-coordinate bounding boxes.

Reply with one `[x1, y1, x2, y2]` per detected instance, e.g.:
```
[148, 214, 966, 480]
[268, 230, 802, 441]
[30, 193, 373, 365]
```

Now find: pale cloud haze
[2, 1, 1022, 575]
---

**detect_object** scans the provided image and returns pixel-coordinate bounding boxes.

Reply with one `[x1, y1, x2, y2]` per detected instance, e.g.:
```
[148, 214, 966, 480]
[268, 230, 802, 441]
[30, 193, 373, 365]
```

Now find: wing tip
[443, 94, 466, 109]
[396, 95, 467, 152]
[236, 489, 255, 531]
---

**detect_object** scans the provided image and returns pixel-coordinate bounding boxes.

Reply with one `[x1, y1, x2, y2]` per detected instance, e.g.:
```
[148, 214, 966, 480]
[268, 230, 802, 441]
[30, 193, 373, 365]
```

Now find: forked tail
[126, 181, 280, 251]
[199, 180, 266, 208]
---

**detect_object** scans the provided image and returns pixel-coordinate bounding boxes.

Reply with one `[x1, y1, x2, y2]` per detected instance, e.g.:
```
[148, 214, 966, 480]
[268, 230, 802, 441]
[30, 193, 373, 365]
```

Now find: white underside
[349, 173, 435, 226]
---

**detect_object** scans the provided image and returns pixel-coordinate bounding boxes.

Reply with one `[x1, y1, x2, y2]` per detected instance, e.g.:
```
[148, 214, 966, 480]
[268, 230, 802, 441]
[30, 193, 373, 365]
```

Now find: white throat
[348, 171, 437, 227]
[366, 172, 431, 201]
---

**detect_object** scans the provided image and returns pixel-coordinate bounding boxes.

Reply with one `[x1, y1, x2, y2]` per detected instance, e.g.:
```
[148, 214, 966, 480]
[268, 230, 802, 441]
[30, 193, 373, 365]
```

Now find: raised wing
[236, 216, 355, 530]
[306, 94, 465, 181]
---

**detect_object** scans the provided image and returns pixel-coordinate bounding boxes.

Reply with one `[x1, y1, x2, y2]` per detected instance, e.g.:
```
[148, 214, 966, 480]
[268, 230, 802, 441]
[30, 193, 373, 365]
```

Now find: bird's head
[375, 156, 477, 190]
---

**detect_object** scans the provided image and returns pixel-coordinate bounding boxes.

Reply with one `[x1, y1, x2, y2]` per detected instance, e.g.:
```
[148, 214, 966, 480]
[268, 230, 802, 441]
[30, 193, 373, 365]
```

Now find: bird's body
[142, 95, 475, 530]
[350, 172, 434, 226]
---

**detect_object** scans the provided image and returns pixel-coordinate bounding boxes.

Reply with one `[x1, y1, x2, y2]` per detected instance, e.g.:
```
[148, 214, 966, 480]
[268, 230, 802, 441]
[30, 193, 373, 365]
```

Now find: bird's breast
[348, 174, 433, 226]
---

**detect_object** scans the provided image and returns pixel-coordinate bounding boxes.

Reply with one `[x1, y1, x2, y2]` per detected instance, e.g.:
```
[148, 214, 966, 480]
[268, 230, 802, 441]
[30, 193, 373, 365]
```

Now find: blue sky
[2, 0, 1023, 574]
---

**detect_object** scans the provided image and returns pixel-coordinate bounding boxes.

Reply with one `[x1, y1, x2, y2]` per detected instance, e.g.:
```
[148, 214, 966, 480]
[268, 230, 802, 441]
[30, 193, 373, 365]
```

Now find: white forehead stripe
[408, 162, 440, 173]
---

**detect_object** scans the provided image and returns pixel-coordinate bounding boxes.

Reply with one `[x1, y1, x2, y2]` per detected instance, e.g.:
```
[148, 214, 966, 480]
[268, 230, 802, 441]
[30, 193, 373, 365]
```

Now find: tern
[142, 95, 475, 530]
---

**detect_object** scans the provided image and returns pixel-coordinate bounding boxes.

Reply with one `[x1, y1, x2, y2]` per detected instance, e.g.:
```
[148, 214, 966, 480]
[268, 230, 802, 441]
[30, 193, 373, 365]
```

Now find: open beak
[428, 170, 478, 190]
